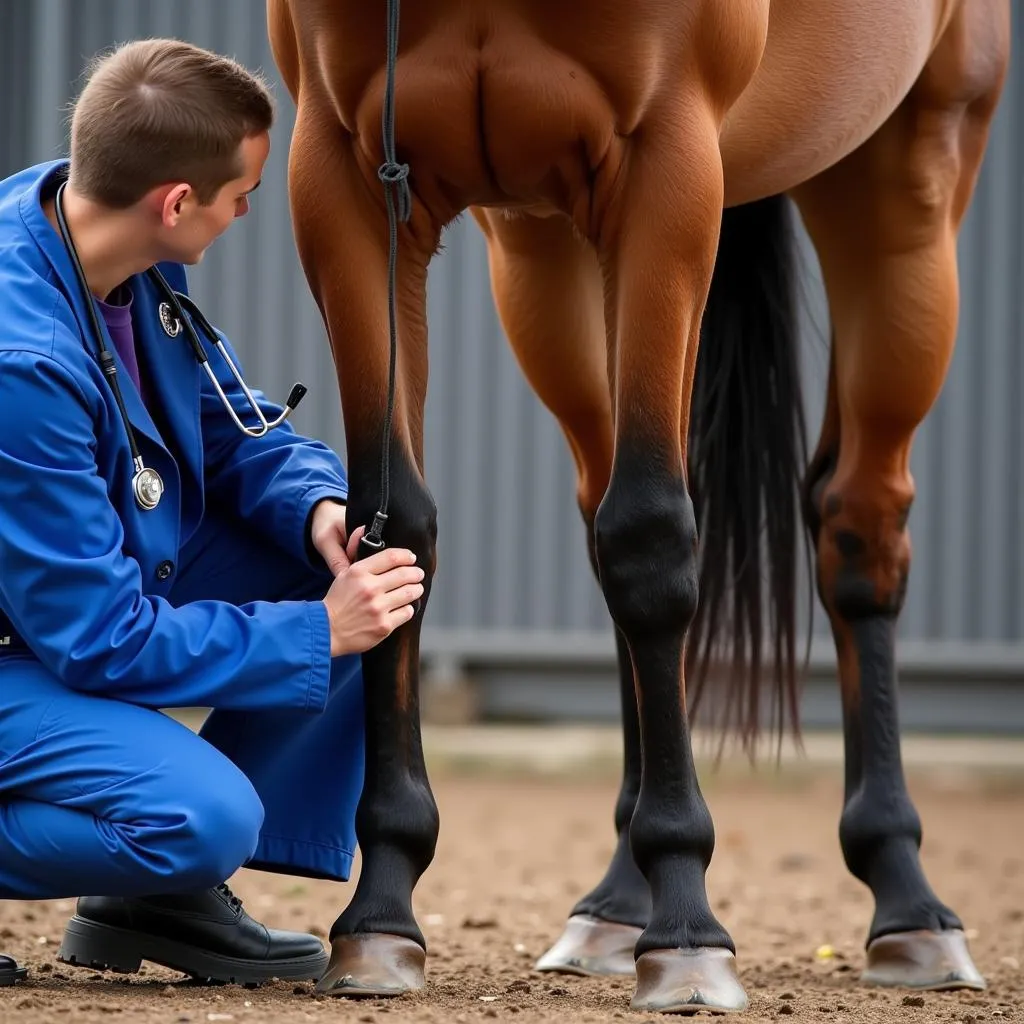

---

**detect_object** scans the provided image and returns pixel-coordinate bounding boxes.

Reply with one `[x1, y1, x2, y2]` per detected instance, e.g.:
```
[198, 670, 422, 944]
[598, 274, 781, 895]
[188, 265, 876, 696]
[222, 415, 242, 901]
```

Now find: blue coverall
[0, 160, 364, 898]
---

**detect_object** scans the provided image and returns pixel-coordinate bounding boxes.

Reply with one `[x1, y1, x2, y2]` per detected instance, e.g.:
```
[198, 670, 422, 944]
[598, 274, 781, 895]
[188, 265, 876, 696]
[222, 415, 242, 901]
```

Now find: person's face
[155, 131, 270, 265]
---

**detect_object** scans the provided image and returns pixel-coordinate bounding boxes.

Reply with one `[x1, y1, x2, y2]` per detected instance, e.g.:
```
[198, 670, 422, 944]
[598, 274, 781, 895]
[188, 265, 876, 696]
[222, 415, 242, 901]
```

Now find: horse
[265, 0, 1011, 1013]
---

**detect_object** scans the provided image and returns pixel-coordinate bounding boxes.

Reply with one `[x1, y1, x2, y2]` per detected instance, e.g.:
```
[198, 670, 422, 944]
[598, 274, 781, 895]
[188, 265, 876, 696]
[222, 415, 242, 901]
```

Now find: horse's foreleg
[793, 2, 1009, 990]
[286, 105, 440, 996]
[592, 113, 747, 1014]
[472, 208, 648, 977]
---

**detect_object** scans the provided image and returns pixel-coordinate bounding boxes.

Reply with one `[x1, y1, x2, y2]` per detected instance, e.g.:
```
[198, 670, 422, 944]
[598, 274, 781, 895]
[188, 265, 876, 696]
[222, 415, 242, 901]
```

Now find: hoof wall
[631, 947, 748, 1014]
[535, 915, 641, 977]
[316, 934, 426, 997]
[863, 929, 985, 991]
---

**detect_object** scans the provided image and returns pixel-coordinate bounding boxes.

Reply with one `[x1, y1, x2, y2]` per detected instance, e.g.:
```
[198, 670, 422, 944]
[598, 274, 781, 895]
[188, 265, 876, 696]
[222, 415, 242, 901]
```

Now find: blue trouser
[0, 509, 364, 899]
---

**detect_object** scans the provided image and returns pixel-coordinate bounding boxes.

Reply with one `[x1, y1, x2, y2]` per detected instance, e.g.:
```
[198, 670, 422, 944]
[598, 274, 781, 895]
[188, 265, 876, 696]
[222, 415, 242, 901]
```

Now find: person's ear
[155, 183, 192, 227]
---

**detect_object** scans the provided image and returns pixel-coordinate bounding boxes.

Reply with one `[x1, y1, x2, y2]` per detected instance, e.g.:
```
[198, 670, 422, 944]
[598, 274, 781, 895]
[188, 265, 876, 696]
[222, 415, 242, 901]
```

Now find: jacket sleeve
[0, 348, 332, 712]
[195, 321, 349, 571]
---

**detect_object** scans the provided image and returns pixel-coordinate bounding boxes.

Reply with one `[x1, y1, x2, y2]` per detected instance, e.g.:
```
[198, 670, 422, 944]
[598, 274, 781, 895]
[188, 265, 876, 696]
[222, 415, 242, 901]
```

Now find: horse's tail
[685, 193, 811, 755]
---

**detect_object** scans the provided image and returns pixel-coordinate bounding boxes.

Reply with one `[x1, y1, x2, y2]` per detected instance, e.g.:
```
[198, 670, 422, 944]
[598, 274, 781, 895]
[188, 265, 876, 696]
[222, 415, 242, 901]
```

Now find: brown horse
[266, 0, 1011, 1013]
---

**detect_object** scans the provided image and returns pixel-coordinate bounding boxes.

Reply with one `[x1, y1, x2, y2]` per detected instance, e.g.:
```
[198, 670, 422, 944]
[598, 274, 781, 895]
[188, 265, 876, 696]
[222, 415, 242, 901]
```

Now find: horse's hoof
[631, 947, 748, 1014]
[315, 933, 426, 997]
[534, 914, 641, 976]
[862, 929, 985, 991]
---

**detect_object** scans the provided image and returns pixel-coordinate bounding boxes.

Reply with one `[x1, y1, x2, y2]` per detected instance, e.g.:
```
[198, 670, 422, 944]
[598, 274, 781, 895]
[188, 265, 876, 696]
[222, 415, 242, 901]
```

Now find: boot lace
[215, 883, 244, 911]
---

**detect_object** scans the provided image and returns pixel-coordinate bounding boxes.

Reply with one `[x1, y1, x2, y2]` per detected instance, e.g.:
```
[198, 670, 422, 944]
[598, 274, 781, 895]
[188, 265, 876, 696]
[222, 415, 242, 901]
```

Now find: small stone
[1000, 957, 1020, 970]
[506, 980, 531, 993]
[162, 985, 176, 996]
[902, 995, 926, 1007]
[462, 915, 498, 929]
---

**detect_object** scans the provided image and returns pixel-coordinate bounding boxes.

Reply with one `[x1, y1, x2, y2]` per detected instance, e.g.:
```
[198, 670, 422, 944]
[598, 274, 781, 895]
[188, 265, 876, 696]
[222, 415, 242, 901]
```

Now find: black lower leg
[837, 616, 961, 942]
[571, 627, 651, 926]
[595, 449, 731, 957]
[818, 486, 960, 944]
[330, 441, 440, 948]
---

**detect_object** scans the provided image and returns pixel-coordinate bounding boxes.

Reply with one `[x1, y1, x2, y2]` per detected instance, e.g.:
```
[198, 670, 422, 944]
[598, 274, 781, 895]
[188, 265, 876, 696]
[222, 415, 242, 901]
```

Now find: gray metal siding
[2, 4, 1022, 700]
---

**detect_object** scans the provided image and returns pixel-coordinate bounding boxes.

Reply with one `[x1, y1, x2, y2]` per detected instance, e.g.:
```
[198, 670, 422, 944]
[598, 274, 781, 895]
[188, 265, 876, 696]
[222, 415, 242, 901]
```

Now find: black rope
[361, 0, 412, 553]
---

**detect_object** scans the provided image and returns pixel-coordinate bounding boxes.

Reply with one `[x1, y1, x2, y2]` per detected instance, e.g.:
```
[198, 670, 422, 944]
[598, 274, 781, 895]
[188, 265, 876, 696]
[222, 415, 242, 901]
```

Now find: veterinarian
[0, 38, 424, 987]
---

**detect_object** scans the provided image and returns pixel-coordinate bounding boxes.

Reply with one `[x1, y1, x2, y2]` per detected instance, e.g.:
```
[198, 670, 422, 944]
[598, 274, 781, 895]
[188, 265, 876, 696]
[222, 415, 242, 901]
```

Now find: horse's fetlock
[629, 787, 715, 877]
[839, 785, 922, 882]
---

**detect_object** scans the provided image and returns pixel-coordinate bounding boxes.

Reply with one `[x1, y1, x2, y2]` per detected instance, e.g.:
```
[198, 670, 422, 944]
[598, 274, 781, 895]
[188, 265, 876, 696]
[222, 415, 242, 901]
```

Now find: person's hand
[322, 546, 425, 656]
[309, 499, 353, 575]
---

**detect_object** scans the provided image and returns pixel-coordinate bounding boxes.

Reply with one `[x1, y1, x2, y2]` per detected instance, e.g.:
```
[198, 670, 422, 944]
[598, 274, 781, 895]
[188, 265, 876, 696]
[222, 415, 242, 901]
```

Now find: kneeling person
[0, 39, 423, 985]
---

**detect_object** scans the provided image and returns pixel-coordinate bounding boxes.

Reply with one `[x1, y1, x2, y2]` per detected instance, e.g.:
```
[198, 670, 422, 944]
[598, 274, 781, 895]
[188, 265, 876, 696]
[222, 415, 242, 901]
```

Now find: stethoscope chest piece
[158, 302, 181, 337]
[132, 463, 165, 511]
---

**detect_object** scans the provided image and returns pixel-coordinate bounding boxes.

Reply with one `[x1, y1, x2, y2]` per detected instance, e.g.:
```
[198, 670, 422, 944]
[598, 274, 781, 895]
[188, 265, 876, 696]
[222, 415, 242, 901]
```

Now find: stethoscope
[54, 182, 307, 512]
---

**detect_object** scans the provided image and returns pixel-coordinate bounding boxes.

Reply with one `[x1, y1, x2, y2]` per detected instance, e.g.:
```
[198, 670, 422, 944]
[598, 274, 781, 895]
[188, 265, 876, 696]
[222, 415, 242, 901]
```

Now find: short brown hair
[68, 38, 275, 208]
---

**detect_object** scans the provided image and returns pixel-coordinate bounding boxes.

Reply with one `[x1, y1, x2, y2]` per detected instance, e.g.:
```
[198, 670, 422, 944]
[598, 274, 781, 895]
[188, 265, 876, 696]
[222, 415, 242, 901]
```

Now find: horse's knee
[594, 452, 698, 637]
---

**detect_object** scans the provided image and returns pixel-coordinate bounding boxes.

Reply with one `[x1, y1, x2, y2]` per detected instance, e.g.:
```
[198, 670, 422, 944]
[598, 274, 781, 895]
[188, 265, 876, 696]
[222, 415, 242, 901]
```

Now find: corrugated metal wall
[2, 2, 1022, 726]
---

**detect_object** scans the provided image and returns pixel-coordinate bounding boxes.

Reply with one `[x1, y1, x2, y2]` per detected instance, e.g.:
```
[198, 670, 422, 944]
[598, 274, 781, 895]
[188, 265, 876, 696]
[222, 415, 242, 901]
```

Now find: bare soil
[2, 762, 1023, 1023]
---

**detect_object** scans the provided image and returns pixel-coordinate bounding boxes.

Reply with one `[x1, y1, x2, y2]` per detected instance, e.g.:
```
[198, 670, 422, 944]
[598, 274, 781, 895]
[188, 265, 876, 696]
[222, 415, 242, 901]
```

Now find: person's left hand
[310, 499, 356, 576]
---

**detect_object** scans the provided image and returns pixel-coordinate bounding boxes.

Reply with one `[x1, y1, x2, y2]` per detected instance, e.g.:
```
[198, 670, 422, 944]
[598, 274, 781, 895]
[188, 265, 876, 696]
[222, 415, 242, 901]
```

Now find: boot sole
[56, 916, 328, 986]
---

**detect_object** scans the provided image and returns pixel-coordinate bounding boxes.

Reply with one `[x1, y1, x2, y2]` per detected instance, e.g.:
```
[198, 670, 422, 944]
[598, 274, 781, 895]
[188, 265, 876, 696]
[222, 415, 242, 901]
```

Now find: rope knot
[378, 160, 412, 222]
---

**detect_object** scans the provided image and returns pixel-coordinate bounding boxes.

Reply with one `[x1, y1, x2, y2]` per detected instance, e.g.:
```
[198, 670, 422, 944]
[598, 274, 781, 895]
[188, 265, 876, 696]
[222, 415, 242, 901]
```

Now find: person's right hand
[321, 540, 425, 656]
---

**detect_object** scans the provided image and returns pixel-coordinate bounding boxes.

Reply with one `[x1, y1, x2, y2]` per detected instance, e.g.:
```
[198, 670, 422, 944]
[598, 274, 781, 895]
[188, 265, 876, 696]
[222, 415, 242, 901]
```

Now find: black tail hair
[685, 193, 812, 755]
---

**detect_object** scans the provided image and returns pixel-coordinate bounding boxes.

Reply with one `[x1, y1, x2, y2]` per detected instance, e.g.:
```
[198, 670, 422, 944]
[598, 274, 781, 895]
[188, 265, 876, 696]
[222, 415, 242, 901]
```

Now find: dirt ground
[2, 757, 1023, 1024]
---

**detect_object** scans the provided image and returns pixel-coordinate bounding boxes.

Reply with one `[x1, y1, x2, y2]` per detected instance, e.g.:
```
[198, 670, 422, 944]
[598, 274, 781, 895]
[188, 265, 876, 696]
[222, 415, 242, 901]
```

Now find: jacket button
[156, 560, 174, 581]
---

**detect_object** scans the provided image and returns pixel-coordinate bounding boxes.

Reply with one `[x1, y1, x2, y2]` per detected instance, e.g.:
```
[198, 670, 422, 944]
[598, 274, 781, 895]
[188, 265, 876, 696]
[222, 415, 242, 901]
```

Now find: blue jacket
[0, 161, 346, 712]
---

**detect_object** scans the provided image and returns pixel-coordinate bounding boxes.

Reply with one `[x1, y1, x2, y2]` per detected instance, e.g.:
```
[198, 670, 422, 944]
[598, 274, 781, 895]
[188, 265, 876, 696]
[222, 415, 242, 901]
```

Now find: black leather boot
[56, 883, 327, 985]
[0, 953, 26, 985]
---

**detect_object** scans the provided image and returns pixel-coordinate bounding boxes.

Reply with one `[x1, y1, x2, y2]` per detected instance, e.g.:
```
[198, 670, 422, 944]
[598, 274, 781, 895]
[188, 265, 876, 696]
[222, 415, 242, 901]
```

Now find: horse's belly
[719, 0, 956, 205]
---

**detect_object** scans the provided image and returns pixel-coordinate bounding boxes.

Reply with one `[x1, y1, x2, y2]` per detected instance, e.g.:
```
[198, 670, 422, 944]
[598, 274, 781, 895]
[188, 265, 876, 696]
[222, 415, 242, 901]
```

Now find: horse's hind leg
[472, 208, 648, 977]
[792, 0, 1009, 991]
